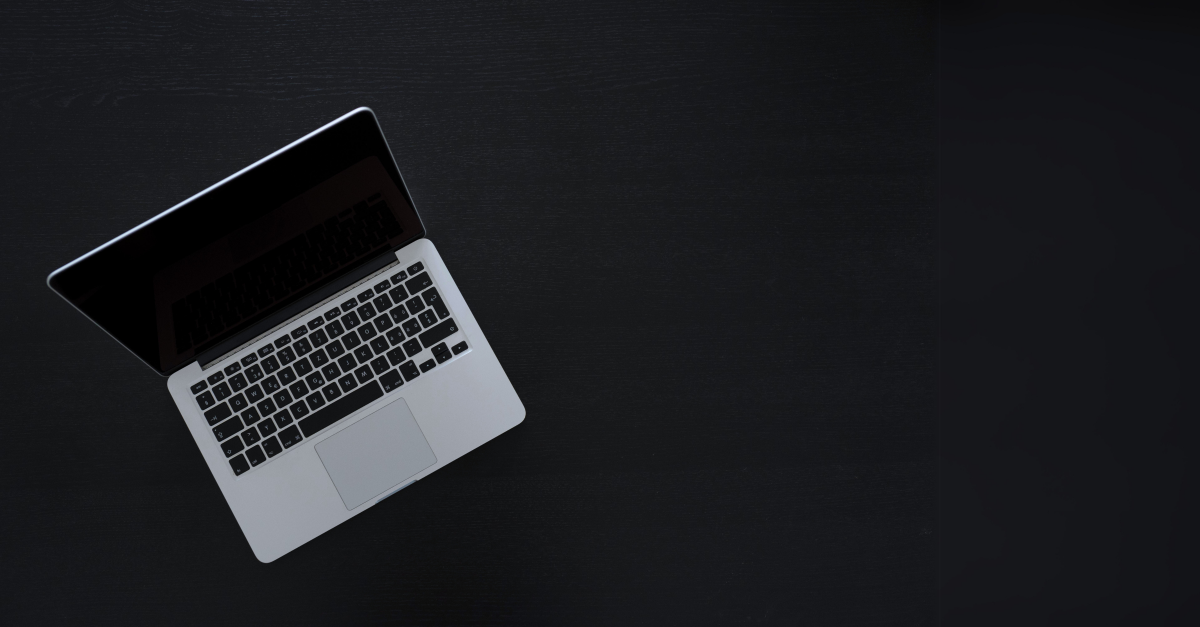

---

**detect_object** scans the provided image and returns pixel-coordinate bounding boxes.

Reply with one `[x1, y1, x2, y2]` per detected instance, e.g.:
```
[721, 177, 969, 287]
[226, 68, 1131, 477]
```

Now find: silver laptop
[46, 108, 525, 562]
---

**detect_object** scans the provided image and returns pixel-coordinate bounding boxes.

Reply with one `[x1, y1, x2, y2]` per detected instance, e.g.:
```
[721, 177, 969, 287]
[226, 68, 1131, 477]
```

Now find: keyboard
[186, 260, 470, 477]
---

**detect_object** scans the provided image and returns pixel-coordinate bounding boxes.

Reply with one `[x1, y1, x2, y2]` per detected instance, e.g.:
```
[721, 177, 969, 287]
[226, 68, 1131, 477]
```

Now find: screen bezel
[46, 108, 426, 376]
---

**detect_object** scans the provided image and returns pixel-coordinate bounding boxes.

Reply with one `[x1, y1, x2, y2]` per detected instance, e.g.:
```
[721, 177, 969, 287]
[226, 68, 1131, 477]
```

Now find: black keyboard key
[245, 384, 264, 403]
[258, 418, 277, 437]
[335, 372, 356, 393]
[400, 360, 420, 381]
[326, 319, 344, 339]
[357, 303, 377, 321]
[337, 354, 357, 371]
[407, 262, 424, 275]
[322, 363, 341, 380]
[419, 319, 459, 348]
[419, 359, 436, 373]
[374, 280, 391, 294]
[425, 288, 450, 319]
[358, 324, 376, 341]
[324, 309, 341, 321]
[353, 365, 372, 383]
[305, 372, 325, 389]
[294, 337, 312, 356]
[310, 328, 328, 347]
[262, 375, 280, 393]
[229, 454, 250, 475]
[307, 318, 323, 330]
[229, 373, 247, 391]
[262, 436, 282, 458]
[405, 296, 425, 316]
[402, 338, 422, 357]
[298, 380, 383, 438]
[245, 445, 265, 467]
[206, 371, 225, 385]
[246, 364, 264, 382]
[224, 362, 241, 376]
[213, 415, 243, 441]
[274, 389, 293, 407]
[386, 346, 406, 366]
[391, 270, 408, 284]
[241, 354, 257, 367]
[276, 405, 297, 426]
[432, 342, 449, 355]
[341, 299, 358, 313]
[306, 392, 326, 411]
[310, 349, 329, 368]
[370, 336, 389, 355]
[380, 369, 403, 392]
[354, 345, 372, 362]
[190, 381, 208, 394]
[277, 407, 297, 427]
[451, 341, 468, 354]
[289, 380, 309, 398]
[386, 327, 405, 346]
[326, 381, 345, 400]
[204, 402, 232, 426]
[418, 310, 437, 328]
[326, 339, 345, 358]
[274, 335, 291, 349]
[229, 393, 248, 412]
[278, 346, 296, 365]
[257, 345, 274, 358]
[389, 285, 407, 303]
[390, 305, 409, 324]
[196, 391, 216, 410]
[284, 403, 304, 422]
[291, 326, 307, 339]
[372, 294, 392, 312]
[241, 426, 261, 446]
[257, 398, 277, 417]
[370, 356, 389, 375]
[402, 319, 422, 337]
[261, 355, 280, 374]
[278, 366, 297, 385]
[374, 315, 393, 333]
[279, 426, 303, 448]
[213, 381, 232, 399]
[405, 271, 432, 294]
[357, 289, 374, 304]
[342, 331, 361, 349]
[435, 350, 451, 364]
[294, 358, 313, 376]
[342, 311, 361, 329]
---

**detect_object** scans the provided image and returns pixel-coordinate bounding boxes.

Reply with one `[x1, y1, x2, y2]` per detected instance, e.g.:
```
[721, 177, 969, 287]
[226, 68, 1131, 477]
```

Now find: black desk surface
[0, 2, 935, 624]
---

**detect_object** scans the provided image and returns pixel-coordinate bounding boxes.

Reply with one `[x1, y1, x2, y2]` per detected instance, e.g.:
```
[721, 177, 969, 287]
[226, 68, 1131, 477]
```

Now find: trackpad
[315, 397, 437, 510]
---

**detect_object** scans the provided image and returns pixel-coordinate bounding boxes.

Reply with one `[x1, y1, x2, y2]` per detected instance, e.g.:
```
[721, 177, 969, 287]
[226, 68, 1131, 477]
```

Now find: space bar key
[298, 381, 383, 438]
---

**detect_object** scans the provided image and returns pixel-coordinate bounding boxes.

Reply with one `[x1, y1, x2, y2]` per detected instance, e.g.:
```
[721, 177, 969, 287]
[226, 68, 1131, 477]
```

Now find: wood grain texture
[0, 1, 935, 624]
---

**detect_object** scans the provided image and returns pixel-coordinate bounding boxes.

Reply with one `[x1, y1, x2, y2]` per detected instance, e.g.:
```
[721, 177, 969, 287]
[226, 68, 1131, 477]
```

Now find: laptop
[46, 108, 526, 562]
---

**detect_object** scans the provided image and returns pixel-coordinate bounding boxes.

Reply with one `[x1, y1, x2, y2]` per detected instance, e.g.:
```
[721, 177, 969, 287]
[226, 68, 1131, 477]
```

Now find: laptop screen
[48, 110, 425, 375]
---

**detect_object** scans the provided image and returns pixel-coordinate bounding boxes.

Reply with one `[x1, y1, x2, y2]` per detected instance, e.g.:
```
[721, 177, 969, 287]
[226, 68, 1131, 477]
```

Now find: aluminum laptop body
[47, 108, 525, 562]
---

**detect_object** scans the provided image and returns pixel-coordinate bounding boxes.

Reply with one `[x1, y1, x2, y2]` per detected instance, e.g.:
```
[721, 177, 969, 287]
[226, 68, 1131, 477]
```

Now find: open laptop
[46, 108, 525, 562]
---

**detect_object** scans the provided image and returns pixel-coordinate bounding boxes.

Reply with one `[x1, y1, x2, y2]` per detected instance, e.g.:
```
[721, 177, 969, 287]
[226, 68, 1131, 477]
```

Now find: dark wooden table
[0, 2, 935, 624]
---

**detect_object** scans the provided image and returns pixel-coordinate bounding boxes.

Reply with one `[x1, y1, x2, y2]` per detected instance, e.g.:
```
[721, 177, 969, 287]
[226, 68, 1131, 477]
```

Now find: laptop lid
[47, 108, 426, 376]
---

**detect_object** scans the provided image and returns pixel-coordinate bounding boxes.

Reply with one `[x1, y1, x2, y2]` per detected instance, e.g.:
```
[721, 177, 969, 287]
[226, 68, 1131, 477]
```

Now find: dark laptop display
[48, 111, 425, 374]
